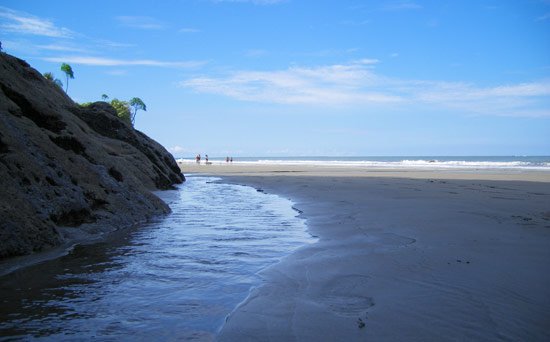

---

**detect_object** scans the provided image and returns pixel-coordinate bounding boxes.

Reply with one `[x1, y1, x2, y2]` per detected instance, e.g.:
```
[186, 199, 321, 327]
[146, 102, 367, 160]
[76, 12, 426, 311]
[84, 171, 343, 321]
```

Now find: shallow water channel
[0, 176, 314, 340]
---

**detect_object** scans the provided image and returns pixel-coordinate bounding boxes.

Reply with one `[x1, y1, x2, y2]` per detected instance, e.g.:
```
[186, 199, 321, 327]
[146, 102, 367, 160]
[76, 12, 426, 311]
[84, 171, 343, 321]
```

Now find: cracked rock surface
[0, 52, 184, 259]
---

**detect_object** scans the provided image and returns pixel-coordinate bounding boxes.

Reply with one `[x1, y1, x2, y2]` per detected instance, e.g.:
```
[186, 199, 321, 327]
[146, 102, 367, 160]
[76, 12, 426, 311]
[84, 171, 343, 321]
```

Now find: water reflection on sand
[0, 177, 314, 340]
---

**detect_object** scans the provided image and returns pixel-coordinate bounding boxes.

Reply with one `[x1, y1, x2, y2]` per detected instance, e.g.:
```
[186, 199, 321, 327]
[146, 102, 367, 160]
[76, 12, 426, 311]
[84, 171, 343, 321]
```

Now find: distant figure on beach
[205, 154, 209, 163]
[230, 157, 233, 163]
[226, 156, 229, 163]
[196, 154, 201, 164]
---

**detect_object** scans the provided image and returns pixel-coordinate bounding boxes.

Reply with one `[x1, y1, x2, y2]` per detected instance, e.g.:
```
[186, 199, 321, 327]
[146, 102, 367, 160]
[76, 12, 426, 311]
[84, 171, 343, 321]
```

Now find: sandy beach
[180, 162, 550, 341]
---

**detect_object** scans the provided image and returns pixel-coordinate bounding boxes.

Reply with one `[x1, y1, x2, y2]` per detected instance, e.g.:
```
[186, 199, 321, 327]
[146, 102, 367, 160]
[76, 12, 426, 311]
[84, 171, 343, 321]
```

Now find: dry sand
[180, 162, 550, 341]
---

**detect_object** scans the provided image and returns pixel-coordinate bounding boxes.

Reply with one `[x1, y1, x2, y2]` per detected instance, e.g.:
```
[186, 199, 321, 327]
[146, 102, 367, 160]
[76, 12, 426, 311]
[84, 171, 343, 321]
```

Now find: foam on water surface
[177, 156, 550, 170]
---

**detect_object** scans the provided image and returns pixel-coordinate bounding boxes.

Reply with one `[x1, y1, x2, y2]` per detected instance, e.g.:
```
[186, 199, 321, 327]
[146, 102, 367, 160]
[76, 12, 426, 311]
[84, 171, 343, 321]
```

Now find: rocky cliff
[0, 52, 184, 259]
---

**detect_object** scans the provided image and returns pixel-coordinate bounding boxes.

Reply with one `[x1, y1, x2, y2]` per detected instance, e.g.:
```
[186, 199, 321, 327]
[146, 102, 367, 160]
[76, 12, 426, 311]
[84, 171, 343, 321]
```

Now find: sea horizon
[176, 155, 550, 170]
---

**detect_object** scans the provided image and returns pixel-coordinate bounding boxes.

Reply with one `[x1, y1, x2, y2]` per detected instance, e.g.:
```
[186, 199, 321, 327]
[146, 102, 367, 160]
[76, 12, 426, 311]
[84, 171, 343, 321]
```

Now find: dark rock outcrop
[0, 52, 184, 259]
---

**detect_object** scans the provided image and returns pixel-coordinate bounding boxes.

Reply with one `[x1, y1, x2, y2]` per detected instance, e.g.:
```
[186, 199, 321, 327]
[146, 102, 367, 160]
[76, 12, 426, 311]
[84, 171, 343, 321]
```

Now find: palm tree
[129, 97, 146, 125]
[101, 94, 109, 101]
[60, 63, 74, 93]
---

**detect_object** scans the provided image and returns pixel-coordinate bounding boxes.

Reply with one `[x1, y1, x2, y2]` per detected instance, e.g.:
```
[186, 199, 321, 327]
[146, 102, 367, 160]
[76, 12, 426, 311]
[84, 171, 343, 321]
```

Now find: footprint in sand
[314, 275, 374, 317]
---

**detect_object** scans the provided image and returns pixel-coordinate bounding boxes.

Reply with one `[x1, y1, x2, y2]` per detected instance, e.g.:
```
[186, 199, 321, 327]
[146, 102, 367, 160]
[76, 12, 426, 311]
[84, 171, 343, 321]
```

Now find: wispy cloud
[210, 0, 286, 4]
[179, 27, 201, 33]
[536, 12, 550, 21]
[0, 39, 40, 54]
[115, 15, 164, 30]
[180, 60, 550, 117]
[97, 39, 136, 49]
[381, 1, 422, 11]
[42, 56, 207, 68]
[426, 19, 439, 27]
[407, 80, 550, 116]
[0, 6, 73, 37]
[37, 44, 88, 53]
[244, 49, 268, 57]
[295, 48, 363, 58]
[180, 59, 399, 105]
[0, 6, 142, 54]
[340, 19, 370, 26]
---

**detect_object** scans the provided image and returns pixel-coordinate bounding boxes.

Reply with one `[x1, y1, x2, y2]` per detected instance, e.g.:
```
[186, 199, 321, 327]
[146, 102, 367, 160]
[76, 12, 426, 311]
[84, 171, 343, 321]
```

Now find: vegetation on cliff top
[80, 96, 147, 126]
[42, 62, 147, 127]
[43, 72, 63, 89]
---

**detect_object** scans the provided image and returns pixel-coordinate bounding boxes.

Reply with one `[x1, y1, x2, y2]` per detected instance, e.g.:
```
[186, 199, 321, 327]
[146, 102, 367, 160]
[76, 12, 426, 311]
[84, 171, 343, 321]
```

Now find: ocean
[177, 156, 550, 170]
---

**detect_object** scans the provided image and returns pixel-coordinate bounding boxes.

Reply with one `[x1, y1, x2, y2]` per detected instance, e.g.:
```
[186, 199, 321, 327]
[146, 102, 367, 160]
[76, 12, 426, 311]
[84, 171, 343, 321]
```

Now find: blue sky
[1, 0, 549, 157]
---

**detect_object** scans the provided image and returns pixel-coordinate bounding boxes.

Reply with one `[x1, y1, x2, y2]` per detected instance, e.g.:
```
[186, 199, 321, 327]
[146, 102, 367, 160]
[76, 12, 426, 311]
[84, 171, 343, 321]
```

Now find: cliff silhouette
[0, 52, 184, 259]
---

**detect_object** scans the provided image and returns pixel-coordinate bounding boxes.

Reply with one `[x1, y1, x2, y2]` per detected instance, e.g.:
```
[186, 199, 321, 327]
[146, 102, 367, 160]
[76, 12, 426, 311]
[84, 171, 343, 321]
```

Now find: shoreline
[0, 213, 158, 277]
[180, 165, 550, 340]
[178, 161, 550, 182]
[2, 163, 549, 339]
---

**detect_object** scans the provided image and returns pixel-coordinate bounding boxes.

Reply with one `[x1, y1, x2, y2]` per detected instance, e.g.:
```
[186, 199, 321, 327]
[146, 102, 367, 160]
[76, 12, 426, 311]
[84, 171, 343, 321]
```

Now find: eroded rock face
[0, 53, 184, 259]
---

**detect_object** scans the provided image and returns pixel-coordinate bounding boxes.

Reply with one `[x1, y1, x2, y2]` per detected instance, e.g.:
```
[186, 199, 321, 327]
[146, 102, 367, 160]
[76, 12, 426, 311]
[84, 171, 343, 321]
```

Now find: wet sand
[179, 161, 550, 182]
[181, 162, 550, 341]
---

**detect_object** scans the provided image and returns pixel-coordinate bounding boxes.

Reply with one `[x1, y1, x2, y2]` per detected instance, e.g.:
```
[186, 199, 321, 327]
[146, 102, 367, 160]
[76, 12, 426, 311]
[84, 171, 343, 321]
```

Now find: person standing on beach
[196, 154, 201, 164]
[205, 155, 209, 163]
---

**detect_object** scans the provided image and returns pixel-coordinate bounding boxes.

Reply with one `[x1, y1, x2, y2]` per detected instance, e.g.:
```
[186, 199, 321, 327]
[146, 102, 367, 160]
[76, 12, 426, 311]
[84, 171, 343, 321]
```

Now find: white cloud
[42, 56, 207, 68]
[0, 7, 142, 54]
[355, 58, 379, 65]
[0, 6, 73, 37]
[181, 60, 400, 105]
[169, 145, 188, 154]
[115, 16, 164, 30]
[180, 60, 550, 117]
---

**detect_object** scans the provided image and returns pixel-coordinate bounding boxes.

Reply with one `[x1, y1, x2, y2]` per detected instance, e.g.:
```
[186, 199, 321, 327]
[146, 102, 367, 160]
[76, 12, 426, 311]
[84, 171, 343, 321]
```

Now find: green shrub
[110, 99, 131, 124]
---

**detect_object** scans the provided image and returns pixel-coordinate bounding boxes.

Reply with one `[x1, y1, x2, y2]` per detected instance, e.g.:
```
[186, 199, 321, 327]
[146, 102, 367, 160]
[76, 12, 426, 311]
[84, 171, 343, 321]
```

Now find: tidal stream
[0, 176, 314, 340]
